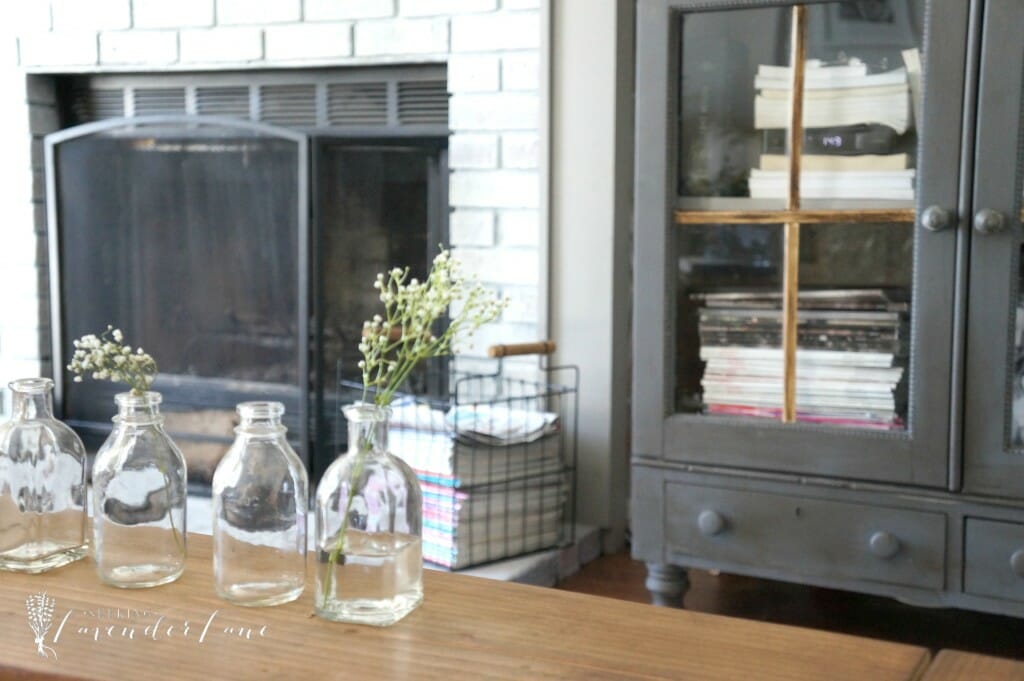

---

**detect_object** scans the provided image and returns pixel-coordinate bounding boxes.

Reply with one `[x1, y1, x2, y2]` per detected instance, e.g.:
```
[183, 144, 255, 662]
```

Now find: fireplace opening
[45, 68, 449, 490]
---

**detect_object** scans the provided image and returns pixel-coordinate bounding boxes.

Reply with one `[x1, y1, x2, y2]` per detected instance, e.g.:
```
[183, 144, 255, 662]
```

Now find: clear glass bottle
[213, 401, 308, 606]
[0, 378, 88, 572]
[92, 391, 187, 588]
[315, 404, 423, 626]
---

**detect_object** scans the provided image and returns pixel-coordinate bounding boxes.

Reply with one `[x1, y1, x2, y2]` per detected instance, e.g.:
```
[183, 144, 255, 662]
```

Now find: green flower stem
[320, 436, 372, 605]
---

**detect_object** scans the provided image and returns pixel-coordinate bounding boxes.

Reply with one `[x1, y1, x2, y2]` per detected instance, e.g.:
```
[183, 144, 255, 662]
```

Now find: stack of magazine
[388, 401, 568, 569]
[749, 54, 920, 200]
[696, 289, 908, 429]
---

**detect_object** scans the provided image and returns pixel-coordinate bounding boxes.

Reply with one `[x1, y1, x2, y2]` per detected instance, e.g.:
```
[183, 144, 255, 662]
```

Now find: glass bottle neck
[344, 405, 389, 455]
[114, 392, 163, 426]
[10, 379, 54, 420]
[236, 401, 287, 439]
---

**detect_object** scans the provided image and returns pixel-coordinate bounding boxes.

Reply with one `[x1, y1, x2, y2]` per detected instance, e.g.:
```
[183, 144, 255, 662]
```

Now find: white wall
[550, 0, 634, 552]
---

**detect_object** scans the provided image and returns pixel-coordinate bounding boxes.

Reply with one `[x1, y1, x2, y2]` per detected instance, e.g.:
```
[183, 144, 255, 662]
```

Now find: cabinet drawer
[964, 518, 1024, 602]
[665, 483, 946, 589]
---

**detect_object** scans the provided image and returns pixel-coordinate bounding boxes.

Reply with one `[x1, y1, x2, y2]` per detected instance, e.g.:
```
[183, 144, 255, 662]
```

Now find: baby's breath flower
[358, 247, 505, 406]
[66, 327, 157, 395]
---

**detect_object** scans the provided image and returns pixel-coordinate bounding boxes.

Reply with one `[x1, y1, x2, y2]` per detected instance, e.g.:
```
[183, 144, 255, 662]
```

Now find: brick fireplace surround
[0, 0, 543, 393]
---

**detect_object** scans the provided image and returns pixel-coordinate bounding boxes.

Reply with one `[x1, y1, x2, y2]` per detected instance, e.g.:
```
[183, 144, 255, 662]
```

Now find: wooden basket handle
[487, 340, 557, 358]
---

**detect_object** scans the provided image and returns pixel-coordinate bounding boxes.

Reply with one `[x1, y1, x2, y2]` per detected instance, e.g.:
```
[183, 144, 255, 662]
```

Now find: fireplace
[44, 68, 448, 488]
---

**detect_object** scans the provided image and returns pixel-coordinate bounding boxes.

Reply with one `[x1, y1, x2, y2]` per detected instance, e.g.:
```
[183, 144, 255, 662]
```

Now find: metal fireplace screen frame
[44, 115, 311, 471]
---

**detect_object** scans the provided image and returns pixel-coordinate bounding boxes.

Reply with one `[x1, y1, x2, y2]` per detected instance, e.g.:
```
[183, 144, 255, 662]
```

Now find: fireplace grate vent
[132, 87, 188, 116]
[69, 87, 124, 122]
[397, 80, 448, 125]
[326, 82, 388, 126]
[63, 66, 448, 133]
[195, 86, 250, 118]
[259, 84, 318, 127]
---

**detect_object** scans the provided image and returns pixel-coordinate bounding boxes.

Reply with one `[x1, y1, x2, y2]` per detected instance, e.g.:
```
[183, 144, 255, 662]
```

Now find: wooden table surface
[921, 650, 1024, 681]
[0, 534, 931, 680]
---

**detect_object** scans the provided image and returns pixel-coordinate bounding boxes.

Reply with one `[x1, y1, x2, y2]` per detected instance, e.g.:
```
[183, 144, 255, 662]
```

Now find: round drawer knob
[1010, 550, 1024, 577]
[869, 531, 901, 559]
[697, 510, 725, 537]
[973, 208, 1007, 235]
[920, 205, 952, 232]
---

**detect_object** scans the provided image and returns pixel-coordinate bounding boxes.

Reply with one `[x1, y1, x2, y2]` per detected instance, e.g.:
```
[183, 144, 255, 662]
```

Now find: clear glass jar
[92, 391, 187, 588]
[315, 404, 423, 626]
[0, 378, 88, 572]
[213, 401, 308, 606]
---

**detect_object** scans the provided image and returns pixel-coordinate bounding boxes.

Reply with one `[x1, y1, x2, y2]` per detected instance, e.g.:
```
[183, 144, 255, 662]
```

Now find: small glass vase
[213, 401, 308, 606]
[315, 403, 423, 626]
[0, 378, 88, 572]
[92, 391, 187, 588]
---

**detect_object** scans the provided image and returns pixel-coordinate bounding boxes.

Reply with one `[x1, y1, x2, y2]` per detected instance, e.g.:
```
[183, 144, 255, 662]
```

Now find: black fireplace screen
[46, 116, 445, 486]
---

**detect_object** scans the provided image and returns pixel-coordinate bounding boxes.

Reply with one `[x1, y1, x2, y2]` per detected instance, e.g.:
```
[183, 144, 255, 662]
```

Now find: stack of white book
[750, 57, 917, 200]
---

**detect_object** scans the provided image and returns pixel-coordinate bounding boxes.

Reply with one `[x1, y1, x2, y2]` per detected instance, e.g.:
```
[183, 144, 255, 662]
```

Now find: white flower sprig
[66, 326, 157, 396]
[358, 248, 506, 406]
[321, 249, 507, 604]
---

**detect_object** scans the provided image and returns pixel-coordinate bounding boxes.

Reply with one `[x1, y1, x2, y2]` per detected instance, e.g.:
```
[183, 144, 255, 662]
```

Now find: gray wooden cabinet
[631, 0, 1024, 616]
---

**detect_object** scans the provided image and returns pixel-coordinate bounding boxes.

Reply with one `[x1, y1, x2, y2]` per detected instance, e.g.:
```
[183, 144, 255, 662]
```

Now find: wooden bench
[0, 534, 931, 680]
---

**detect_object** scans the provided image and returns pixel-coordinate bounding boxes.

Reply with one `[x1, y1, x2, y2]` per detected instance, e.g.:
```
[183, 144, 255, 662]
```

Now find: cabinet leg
[645, 562, 688, 608]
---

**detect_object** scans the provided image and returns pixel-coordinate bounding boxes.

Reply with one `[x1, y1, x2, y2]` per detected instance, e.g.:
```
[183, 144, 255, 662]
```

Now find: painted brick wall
[0, 0, 543, 404]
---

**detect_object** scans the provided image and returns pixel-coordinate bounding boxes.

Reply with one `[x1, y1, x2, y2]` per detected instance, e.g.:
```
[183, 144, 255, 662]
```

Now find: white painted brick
[449, 92, 538, 131]
[180, 27, 263, 63]
[1, 327, 44, 360]
[501, 51, 538, 91]
[0, 360, 46, 384]
[3, 272, 44, 310]
[501, 132, 538, 169]
[498, 209, 538, 246]
[449, 133, 498, 169]
[450, 209, 495, 246]
[5, 5, 52, 33]
[450, 170, 538, 208]
[501, 285, 538, 323]
[452, 247, 537, 286]
[0, 228, 41, 267]
[133, 0, 214, 28]
[51, 0, 130, 31]
[218, 0, 301, 25]
[100, 31, 178, 65]
[447, 54, 499, 92]
[305, 0, 395, 21]
[502, 0, 539, 8]
[265, 23, 353, 61]
[399, 0, 497, 17]
[451, 11, 538, 51]
[18, 32, 97, 67]
[355, 17, 448, 56]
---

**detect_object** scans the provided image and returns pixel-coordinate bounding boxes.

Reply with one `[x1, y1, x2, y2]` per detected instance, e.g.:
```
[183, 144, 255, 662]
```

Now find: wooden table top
[0, 534, 930, 681]
[922, 650, 1024, 681]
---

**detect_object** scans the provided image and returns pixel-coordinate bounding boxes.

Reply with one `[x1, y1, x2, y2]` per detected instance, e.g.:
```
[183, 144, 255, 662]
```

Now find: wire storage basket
[336, 342, 577, 570]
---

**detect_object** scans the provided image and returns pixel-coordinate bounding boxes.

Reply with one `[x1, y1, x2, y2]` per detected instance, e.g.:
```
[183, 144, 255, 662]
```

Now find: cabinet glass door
[963, 0, 1024, 495]
[633, 0, 968, 486]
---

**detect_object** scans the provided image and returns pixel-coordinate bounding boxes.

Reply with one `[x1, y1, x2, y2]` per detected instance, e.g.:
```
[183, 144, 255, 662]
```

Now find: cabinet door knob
[920, 205, 952, 232]
[973, 208, 1007, 235]
[868, 531, 900, 558]
[1011, 550, 1024, 577]
[697, 510, 725, 537]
